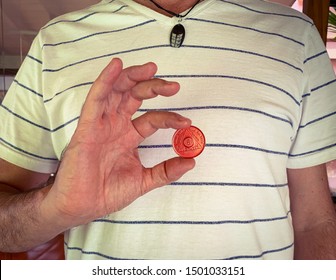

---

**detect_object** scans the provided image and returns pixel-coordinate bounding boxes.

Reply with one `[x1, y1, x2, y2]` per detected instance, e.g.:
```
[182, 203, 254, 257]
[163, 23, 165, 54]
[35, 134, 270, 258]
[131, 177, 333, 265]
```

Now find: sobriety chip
[172, 126, 205, 158]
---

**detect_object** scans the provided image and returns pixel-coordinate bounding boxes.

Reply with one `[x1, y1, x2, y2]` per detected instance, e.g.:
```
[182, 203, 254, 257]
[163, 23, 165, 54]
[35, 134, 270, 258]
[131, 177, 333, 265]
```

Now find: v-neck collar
[120, 0, 216, 25]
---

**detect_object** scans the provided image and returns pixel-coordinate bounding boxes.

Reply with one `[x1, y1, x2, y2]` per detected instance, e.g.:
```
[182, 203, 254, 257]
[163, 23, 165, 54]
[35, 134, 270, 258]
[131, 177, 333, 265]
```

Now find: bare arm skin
[0, 58, 195, 252]
[288, 164, 336, 259]
[0, 161, 52, 253]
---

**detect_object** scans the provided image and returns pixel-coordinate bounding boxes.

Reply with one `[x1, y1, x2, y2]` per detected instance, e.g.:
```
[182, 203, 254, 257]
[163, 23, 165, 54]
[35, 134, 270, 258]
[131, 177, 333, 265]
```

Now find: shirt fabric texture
[1, 0, 336, 259]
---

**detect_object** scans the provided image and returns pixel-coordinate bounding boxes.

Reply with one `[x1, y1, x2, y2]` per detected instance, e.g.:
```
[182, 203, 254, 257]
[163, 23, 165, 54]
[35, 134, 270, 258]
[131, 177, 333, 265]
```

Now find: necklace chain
[149, 0, 201, 18]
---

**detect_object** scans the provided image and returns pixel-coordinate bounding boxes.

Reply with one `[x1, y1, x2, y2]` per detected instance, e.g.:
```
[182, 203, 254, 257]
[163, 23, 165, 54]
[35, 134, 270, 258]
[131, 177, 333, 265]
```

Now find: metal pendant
[170, 24, 185, 48]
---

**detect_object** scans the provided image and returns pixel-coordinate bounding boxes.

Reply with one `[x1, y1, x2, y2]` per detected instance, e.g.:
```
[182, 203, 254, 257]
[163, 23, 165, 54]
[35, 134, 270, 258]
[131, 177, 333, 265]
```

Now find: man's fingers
[112, 62, 158, 93]
[132, 111, 192, 139]
[117, 79, 180, 116]
[80, 58, 123, 120]
[88, 58, 123, 102]
[80, 58, 179, 121]
[143, 157, 196, 192]
[81, 59, 161, 119]
[131, 79, 180, 100]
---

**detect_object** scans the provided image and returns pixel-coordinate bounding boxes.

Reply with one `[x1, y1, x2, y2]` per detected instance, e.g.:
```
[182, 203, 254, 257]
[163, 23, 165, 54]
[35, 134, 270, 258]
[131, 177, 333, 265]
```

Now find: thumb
[143, 157, 196, 192]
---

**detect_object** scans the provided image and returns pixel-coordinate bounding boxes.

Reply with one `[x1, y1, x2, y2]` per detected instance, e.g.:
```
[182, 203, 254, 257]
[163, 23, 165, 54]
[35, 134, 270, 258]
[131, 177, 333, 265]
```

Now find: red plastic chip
[172, 126, 205, 158]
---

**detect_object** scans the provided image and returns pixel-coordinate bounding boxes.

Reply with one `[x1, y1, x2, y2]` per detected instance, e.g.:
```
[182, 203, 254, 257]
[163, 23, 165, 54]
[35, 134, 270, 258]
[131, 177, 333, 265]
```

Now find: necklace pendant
[170, 24, 185, 48]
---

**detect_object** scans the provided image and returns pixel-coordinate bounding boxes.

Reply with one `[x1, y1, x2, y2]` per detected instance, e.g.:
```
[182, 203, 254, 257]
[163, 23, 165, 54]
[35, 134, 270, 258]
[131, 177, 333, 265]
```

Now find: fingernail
[178, 116, 191, 124]
[166, 81, 179, 87]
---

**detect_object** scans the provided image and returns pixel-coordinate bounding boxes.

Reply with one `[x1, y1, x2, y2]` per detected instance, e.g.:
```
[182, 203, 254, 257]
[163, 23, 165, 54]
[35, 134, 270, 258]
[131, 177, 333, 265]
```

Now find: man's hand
[43, 58, 195, 227]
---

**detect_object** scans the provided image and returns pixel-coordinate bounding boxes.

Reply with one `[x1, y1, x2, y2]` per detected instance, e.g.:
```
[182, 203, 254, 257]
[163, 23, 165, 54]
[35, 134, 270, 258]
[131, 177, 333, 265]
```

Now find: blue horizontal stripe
[139, 106, 293, 127]
[182, 45, 302, 72]
[188, 18, 304, 46]
[139, 143, 288, 156]
[0, 104, 79, 132]
[13, 80, 43, 98]
[207, 144, 288, 156]
[64, 242, 293, 260]
[43, 20, 155, 47]
[50, 116, 80, 132]
[44, 82, 93, 103]
[94, 214, 289, 225]
[42, 5, 127, 30]
[140, 144, 171, 149]
[64, 242, 138, 260]
[155, 74, 300, 106]
[42, 12, 99, 30]
[42, 2, 128, 29]
[223, 242, 294, 260]
[27, 54, 42, 64]
[289, 143, 336, 157]
[170, 182, 287, 188]
[304, 50, 327, 63]
[41, 45, 303, 90]
[220, 0, 311, 24]
[42, 3, 125, 30]
[299, 111, 336, 128]
[0, 137, 58, 161]
[64, 241, 293, 260]
[1, 104, 51, 132]
[302, 93, 310, 99]
[311, 79, 336, 93]
[42, 44, 170, 72]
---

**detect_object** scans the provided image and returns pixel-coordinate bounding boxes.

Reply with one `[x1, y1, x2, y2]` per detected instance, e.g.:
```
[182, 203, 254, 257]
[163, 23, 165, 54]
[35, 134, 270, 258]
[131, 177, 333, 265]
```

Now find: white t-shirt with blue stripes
[1, 0, 336, 259]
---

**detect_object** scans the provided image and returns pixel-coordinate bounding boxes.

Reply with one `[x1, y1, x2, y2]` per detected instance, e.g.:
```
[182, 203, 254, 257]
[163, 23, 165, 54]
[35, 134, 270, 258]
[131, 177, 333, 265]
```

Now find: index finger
[112, 61, 158, 93]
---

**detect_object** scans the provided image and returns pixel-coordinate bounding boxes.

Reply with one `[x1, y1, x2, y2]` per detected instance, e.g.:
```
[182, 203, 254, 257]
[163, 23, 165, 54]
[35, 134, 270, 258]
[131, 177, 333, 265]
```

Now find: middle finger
[132, 111, 192, 140]
[118, 79, 180, 116]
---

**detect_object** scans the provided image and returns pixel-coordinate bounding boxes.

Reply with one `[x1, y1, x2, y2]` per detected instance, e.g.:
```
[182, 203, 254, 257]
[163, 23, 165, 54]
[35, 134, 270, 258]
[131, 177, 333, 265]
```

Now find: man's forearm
[0, 184, 64, 252]
[294, 219, 336, 259]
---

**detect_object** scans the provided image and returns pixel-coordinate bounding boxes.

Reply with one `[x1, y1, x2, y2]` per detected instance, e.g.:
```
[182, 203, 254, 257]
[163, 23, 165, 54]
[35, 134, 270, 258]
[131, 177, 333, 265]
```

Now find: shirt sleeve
[287, 24, 336, 168]
[0, 33, 59, 173]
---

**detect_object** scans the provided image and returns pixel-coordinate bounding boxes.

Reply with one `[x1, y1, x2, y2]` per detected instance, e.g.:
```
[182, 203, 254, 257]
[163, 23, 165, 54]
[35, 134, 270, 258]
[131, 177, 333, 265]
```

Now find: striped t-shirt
[1, 0, 336, 259]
